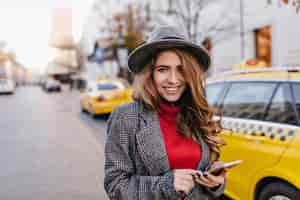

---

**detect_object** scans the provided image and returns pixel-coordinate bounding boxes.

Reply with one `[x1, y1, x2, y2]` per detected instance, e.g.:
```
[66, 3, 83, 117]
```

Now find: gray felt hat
[127, 24, 211, 74]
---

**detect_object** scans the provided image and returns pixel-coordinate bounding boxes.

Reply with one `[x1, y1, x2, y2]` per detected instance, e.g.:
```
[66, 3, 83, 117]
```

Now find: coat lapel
[135, 105, 170, 175]
[196, 135, 210, 171]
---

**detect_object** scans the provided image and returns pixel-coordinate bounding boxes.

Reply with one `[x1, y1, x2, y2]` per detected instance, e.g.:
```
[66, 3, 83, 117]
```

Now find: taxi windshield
[97, 83, 121, 90]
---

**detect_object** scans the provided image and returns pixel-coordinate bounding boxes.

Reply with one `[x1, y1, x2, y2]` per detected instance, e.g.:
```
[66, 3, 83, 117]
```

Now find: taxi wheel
[90, 112, 97, 119]
[80, 102, 86, 113]
[88, 105, 97, 119]
[258, 182, 300, 200]
[81, 106, 85, 113]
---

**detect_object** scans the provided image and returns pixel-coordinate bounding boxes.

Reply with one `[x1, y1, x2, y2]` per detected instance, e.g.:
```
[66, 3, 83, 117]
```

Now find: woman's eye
[177, 69, 184, 74]
[177, 66, 184, 73]
[157, 68, 167, 72]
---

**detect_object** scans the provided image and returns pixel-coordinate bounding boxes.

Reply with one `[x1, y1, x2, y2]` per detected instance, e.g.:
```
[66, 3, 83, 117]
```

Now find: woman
[104, 25, 226, 200]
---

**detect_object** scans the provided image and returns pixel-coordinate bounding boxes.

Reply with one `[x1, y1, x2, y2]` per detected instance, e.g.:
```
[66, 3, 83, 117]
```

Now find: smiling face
[153, 50, 187, 103]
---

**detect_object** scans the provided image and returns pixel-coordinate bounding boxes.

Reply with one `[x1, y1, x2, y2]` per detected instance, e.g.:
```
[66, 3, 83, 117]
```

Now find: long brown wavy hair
[132, 48, 225, 162]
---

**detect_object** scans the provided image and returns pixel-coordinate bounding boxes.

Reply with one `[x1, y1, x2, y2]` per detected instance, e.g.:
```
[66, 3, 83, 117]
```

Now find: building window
[254, 26, 271, 66]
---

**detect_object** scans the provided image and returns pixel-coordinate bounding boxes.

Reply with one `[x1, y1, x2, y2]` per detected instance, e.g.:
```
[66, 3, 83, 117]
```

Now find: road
[0, 86, 231, 200]
[0, 86, 108, 200]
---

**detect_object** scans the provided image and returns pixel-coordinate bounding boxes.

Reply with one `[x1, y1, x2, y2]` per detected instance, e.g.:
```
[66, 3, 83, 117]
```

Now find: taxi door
[218, 82, 297, 199]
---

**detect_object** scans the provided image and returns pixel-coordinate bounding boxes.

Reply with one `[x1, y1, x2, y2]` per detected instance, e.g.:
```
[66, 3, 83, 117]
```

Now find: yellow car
[206, 67, 300, 200]
[80, 79, 133, 117]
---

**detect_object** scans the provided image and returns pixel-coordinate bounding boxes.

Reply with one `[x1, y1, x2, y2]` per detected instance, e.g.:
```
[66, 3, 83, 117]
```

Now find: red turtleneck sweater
[158, 103, 201, 170]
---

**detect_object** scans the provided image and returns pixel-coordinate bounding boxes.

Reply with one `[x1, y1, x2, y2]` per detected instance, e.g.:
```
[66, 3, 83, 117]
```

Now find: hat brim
[128, 39, 210, 73]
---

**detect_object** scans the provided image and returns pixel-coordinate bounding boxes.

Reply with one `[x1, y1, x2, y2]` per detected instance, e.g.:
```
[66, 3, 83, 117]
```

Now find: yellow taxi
[206, 67, 300, 200]
[80, 78, 133, 117]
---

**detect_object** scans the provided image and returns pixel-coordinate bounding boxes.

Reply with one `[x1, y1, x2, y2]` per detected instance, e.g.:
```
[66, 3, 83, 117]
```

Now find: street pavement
[0, 86, 108, 200]
[0, 86, 231, 200]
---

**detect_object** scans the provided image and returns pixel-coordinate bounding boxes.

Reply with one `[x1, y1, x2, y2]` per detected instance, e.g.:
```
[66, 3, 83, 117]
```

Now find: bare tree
[143, 0, 240, 44]
[267, 0, 300, 13]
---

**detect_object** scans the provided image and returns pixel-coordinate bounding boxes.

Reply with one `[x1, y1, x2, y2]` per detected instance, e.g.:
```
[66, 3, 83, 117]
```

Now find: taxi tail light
[97, 95, 106, 101]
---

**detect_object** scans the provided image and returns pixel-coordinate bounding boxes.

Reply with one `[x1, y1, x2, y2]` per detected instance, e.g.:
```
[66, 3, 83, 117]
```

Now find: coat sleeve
[185, 182, 225, 200]
[104, 107, 179, 200]
[204, 180, 226, 198]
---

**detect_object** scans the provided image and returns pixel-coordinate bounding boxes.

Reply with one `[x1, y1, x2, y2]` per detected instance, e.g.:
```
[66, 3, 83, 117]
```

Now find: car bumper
[91, 100, 131, 115]
[46, 87, 61, 92]
[0, 88, 14, 94]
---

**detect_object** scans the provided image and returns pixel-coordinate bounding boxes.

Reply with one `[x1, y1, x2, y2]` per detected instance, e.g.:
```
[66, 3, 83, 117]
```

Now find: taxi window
[97, 83, 120, 90]
[221, 82, 276, 120]
[265, 83, 298, 125]
[292, 83, 300, 122]
[206, 83, 226, 107]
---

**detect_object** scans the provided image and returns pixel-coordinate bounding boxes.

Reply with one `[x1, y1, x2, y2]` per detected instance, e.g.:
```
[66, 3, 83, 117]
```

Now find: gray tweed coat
[104, 101, 225, 200]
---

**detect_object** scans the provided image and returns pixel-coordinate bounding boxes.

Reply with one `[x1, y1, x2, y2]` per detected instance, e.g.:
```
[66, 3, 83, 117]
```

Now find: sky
[0, 0, 94, 71]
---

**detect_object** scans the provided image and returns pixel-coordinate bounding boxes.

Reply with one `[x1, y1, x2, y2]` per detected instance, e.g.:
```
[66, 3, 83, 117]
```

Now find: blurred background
[0, 0, 299, 87]
[1, 0, 299, 87]
[1, 0, 300, 199]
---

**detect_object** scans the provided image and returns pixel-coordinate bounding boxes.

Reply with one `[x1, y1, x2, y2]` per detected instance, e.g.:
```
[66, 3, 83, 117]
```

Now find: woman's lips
[163, 86, 181, 94]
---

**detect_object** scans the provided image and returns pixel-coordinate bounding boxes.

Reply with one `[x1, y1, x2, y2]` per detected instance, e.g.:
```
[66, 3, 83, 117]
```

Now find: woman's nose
[168, 70, 180, 83]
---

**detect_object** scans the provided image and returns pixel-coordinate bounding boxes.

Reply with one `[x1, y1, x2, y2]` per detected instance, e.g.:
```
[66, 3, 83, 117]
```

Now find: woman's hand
[173, 169, 198, 195]
[194, 161, 227, 188]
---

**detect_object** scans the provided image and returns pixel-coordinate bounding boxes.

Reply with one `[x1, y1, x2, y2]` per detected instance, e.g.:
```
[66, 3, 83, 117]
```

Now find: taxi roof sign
[232, 59, 268, 70]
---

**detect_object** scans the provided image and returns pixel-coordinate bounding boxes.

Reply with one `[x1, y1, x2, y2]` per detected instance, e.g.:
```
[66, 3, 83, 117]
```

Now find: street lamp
[240, 0, 245, 61]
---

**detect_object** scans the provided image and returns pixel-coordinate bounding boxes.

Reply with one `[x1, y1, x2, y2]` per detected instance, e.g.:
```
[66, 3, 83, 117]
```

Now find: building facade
[209, 0, 300, 74]
[47, 7, 79, 81]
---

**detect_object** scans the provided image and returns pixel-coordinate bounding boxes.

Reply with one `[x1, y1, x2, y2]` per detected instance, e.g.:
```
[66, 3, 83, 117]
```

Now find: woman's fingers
[175, 179, 195, 194]
[176, 169, 200, 176]
[176, 163, 228, 189]
[173, 169, 197, 194]
[195, 175, 219, 188]
[174, 168, 225, 191]
[203, 174, 224, 186]
[205, 170, 227, 184]
[174, 169, 200, 184]
[181, 179, 195, 193]
[194, 170, 227, 188]
[219, 169, 227, 177]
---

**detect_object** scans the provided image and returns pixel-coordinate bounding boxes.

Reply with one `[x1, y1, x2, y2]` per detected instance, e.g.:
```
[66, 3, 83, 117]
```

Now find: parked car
[0, 78, 15, 94]
[206, 67, 300, 200]
[42, 79, 61, 92]
[80, 78, 133, 117]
